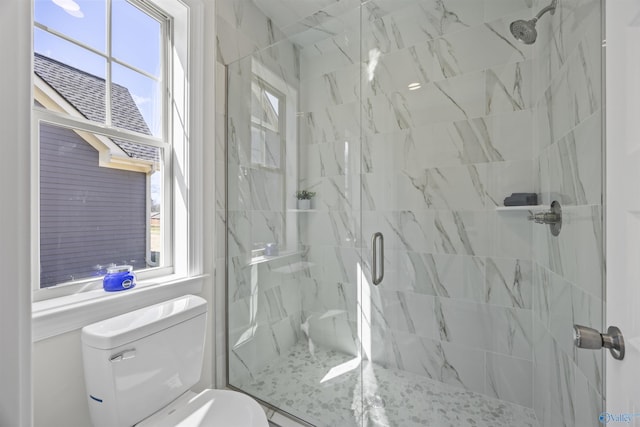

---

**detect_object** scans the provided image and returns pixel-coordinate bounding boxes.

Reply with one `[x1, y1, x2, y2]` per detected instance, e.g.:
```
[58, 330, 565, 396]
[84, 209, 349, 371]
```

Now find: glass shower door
[224, 0, 605, 426]
[225, 9, 366, 424]
[358, 0, 604, 426]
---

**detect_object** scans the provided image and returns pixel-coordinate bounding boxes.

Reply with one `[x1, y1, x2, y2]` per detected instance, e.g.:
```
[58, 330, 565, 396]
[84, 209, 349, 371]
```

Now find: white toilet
[81, 294, 269, 427]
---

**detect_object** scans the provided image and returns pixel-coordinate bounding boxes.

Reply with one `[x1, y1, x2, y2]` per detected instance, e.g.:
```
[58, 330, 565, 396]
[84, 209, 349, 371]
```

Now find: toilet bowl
[137, 389, 268, 427]
[81, 295, 268, 427]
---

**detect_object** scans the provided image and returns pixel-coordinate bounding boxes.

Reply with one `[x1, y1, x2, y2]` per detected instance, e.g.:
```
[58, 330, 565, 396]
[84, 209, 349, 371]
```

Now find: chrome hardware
[109, 348, 137, 362]
[372, 232, 384, 285]
[573, 325, 625, 360]
[528, 200, 562, 236]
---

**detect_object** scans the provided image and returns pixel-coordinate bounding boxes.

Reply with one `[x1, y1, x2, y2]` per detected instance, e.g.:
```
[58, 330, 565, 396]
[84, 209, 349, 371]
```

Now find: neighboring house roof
[34, 53, 158, 163]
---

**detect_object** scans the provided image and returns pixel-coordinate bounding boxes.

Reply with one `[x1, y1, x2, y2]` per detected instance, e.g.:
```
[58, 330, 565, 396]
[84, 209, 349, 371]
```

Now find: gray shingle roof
[34, 53, 159, 163]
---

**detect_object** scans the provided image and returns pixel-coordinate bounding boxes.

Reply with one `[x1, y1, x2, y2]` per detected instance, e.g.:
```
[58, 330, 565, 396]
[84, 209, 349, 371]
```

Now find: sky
[34, 0, 163, 137]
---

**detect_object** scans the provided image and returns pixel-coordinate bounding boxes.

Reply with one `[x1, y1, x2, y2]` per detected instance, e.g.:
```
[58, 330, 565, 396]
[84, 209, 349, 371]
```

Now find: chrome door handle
[574, 324, 625, 360]
[372, 232, 384, 285]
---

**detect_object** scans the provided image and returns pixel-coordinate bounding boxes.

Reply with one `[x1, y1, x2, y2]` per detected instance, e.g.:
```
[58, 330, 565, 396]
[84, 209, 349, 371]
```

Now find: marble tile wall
[297, 0, 538, 410]
[216, 1, 306, 388]
[225, 37, 305, 385]
[217, 0, 606, 425]
[531, 0, 605, 425]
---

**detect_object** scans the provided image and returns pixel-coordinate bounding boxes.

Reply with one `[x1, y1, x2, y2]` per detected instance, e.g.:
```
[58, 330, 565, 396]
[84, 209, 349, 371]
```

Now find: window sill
[32, 274, 207, 342]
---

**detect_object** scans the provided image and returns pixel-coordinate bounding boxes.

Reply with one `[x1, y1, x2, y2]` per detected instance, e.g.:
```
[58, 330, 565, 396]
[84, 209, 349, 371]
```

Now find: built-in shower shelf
[249, 250, 302, 266]
[495, 205, 545, 212]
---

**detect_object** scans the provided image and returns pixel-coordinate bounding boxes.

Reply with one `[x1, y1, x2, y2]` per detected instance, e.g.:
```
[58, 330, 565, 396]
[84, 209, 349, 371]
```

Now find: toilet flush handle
[109, 348, 137, 362]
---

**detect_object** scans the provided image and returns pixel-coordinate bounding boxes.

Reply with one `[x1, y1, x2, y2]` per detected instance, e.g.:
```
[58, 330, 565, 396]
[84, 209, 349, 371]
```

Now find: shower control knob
[573, 324, 625, 360]
[573, 325, 603, 349]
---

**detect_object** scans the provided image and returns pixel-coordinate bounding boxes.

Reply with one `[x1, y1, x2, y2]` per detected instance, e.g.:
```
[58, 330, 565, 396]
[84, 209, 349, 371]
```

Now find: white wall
[0, 0, 32, 426]
[31, 0, 218, 425]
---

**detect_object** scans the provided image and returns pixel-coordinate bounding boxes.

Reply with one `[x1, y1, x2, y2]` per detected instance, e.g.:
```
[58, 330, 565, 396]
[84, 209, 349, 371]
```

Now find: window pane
[112, 0, 162, 78]
[251, 127, 265, 165]
[34, 0, 106, 52]
[251, 82, 280, 130]
[33, 36, 107, 123]
[112, 63, 162, 137]
[39, 122, 162, 288]
[264, 128, 281, 169]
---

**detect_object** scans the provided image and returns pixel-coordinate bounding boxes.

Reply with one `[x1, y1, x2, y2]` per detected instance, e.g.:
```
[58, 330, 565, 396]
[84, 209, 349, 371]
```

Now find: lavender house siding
[39, 122, 147, 288]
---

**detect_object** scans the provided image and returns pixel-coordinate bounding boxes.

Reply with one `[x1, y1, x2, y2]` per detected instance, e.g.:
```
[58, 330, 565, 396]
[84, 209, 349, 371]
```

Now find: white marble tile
[532, 263, 552, 327]
[382, 210, 436, 253]
[284, 1, 362, 47]
[392, 167, 485, 212]
[216, 0, 285, 64]
[549, 338, 576, 427]
[376, 331, 486, 394]
[425, 18, 532, 79]
[544, 33, 601, 146]
[489, 209, 533, 259]
[433, 210, 490, 256]
[300, 102, 360, 144]
[486, 60, 534, 115]
[370, 289, 436, 338]
[486, 258, 533, 309]
[229, 323, 282, 384]
[573, 367, 604, 427]
[550, 205, 603, 298]
[542, 111, 602, 207]
[532, 321, 552, 427]
[306, 313, 358, 355]
[301, 66, 359, 112]
[362, 0, 486, 55]
[485, 352, 533, 408]
[367, 46, 434, 95]
[300, 32, 360, 79]
[436, 298, 533, 360]
[216, 15, 262, 65]
[363, 71, 486, 134]
[251, 0, 344, 31]
[547, 269, 574, 358]
[227, 211, 251, 256]
[484, 0, 534, 22]
[271, 315, 303, 356]
[484, 159, 534, 208]
[545, 2, 601, 82]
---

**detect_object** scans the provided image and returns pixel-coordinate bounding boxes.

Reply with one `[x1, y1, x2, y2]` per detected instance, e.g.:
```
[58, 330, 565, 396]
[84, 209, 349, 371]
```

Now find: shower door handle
[372, 232, 384, 285]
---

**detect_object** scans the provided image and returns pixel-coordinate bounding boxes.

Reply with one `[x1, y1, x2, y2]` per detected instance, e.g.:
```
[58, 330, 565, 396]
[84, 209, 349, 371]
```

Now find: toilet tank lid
[82, 295, 207, 350]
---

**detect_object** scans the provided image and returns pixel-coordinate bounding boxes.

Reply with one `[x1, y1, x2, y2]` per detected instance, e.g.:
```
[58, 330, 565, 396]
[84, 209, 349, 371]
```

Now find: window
[31, 0, 194, 298]
[247, 61, 298, 259]
[251, 79, 284, 170]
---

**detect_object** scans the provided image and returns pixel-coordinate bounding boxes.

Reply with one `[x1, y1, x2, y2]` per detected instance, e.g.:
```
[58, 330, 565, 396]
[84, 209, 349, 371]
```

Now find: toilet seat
[136, 389, 269, 427]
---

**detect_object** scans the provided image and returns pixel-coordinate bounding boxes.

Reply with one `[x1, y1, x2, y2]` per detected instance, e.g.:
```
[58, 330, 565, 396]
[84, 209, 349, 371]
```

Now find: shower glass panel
[225, 7, 365, 423]
[226, 0, 605, 426]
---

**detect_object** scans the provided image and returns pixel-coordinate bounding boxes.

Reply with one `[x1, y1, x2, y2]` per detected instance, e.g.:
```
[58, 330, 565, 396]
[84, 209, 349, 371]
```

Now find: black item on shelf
[503, 193, 538, 206]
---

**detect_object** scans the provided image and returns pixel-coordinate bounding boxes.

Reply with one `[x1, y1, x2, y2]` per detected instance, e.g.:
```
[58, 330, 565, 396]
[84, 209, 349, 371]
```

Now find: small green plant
[295, 190, 316, 200]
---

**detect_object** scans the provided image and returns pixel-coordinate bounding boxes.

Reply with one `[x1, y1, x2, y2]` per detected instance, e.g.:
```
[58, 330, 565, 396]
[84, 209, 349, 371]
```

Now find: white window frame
[31, 0, 205, 340]
[250, 59, 298, 258]
[32, 0, 174, 299]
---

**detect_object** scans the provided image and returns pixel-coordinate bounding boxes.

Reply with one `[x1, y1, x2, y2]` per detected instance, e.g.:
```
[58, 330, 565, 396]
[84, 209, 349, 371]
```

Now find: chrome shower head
[509, 0, 557, 45]
[510, 19, 538, 45]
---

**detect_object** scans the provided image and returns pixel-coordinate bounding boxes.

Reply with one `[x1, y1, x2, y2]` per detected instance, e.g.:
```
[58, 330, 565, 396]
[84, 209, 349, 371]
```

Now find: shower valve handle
[573, 324, 625, 360]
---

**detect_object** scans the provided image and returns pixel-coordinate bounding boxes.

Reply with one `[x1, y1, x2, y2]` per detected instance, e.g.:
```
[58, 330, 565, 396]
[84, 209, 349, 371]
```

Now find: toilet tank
[81, 295, 207, 427]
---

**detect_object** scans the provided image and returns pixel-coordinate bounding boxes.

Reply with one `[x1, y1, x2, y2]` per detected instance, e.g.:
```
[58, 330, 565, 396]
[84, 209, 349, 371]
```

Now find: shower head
[509, 0, 557, 45]
[510, 19, 538, 45]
